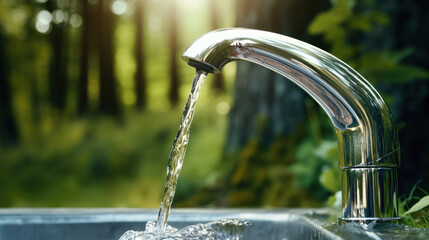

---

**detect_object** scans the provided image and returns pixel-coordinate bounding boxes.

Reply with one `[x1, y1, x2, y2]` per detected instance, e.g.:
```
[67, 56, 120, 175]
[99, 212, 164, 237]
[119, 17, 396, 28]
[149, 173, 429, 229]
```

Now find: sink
[0, 208, 339, 240]
[0, 208, 427, 240]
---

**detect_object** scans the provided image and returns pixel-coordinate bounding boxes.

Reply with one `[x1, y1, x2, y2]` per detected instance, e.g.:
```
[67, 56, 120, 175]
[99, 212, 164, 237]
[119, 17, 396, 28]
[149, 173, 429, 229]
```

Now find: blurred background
[0, 0, 428, 210]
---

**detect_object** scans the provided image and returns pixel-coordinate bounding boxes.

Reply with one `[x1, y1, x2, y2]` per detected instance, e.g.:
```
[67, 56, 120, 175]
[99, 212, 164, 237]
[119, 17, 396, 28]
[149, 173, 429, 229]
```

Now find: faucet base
[341, 167, 399, 220]
[338, 217, 402, 225]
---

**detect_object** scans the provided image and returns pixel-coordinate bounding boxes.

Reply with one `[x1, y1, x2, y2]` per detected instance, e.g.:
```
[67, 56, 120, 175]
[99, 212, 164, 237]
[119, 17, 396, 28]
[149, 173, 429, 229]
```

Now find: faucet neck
[183, 28, 400, 168]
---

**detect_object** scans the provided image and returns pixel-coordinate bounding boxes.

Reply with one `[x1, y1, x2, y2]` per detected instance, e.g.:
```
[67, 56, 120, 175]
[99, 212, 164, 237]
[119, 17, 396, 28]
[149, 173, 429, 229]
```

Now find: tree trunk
[97, 0, 120, 115]
[219, 0, 329, 207]
[227, 0, 328, 153]
[0, 32, 19, 144]
[210, 0, 225, 92]
[134, 0, 147, 109]
[168, 0, 179, 107]
[46, 1, 68, 111]
[77, 0, 90, 115]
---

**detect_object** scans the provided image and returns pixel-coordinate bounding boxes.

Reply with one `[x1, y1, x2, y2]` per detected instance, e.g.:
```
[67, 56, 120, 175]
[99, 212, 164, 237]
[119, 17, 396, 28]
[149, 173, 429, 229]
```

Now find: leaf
[296, 139, 315, 161]
[349, 15, 373, 32]
[384, 65, 429, 83]
[314, 140, 338, 161]
[389, 47, 414, 62]
[319, 166, 341, 193]
[357, 50, 429, 84]
[371, 12, 390, 25]
[402, 196, 429, 216]
[308, 0, 351, 35]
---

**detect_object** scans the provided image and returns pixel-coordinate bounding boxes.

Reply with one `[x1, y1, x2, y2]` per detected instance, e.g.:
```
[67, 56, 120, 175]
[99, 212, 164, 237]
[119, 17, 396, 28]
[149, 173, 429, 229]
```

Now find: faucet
[182, 28, 401, 223]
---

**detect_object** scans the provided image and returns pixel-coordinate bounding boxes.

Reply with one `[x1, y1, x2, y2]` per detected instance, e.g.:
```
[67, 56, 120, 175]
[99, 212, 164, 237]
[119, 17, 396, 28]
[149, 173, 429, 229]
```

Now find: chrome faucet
[182, 28, 400, 223]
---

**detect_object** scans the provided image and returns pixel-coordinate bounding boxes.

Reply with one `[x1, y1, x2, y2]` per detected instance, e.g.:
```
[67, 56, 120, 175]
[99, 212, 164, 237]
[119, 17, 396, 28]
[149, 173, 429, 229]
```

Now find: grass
[399, 182, 429, 228]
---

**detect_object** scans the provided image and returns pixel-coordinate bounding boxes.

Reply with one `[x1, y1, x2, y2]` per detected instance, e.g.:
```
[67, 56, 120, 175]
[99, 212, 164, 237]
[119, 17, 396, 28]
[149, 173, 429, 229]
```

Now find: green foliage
[309, 0, 352, 54]
[289, 139, 321, 188]
[289, 136, 340, 193]
[221, 127, 328, 208]
[354, 49, 429, 85]
[289, 100, 340, 199]
[309, 0, 428, 86]
[314, 140, 341, 196]
[399, 184, 429, 228]
[0, 0, 238, 208]
[0, 0, 31, 38]
[0, 103, 227, 207]
[403, 196, 429, 216]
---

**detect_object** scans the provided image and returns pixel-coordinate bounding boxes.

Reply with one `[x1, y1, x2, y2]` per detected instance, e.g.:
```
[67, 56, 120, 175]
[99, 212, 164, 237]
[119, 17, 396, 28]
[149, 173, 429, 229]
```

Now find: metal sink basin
[0, 208, 426, 240]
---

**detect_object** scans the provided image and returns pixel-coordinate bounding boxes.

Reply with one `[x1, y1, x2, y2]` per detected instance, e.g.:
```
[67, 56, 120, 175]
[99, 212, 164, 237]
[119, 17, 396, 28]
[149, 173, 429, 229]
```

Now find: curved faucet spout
[182, 28, 400, 222]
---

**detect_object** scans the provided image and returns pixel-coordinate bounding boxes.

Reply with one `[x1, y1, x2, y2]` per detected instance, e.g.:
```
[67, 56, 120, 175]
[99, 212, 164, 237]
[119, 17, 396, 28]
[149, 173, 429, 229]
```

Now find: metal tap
[182, 28, 400, 223]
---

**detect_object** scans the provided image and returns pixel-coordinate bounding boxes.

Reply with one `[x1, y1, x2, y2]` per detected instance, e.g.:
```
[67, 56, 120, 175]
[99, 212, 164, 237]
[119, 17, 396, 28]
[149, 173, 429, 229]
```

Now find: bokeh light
[35, 10, 52, 33]
[112, 0, 128, 15]
[216, 101, 230, 115]
[69, 13, 82, 28]
[52, 9, 66, 24]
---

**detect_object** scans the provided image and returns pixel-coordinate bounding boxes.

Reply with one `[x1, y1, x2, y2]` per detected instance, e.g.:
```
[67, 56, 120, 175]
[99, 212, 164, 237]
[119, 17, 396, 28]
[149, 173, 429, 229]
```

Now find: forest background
[1, 0, 428, 217]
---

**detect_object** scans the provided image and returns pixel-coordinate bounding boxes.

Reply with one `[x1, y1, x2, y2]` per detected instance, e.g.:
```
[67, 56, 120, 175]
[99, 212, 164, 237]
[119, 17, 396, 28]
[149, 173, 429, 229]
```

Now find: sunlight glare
[37, 10, 52, 25]
[35, 21, 49, 33]
[112, 0, 128, 15]
[35, 10, 52, 33]
[216, 101, 230, 115]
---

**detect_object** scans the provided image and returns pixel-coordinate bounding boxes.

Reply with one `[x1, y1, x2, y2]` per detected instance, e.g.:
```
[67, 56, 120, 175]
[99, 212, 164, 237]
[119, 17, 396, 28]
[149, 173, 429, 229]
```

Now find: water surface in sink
[1, 208, 427, 240]
[0, 208, 340, 240]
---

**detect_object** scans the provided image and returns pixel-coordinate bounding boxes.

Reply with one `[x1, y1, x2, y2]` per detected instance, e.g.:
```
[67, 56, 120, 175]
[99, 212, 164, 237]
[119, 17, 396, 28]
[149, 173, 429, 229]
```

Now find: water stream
[118, 71, 251, 239]
[156, 70, 208, 231]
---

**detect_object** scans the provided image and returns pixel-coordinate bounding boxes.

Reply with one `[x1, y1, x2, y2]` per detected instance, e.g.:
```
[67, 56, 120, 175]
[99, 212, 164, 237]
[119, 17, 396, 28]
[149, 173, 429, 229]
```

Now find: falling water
[156, 71, 208, 232]
[119, 71, 252, 240]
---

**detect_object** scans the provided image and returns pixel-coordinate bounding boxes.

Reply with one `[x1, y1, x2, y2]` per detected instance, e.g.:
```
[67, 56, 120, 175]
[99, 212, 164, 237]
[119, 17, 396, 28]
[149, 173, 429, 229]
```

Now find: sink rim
[0, 208, 342, 239]
[1, 208, 426, 240]
[0, 208, 335, 224]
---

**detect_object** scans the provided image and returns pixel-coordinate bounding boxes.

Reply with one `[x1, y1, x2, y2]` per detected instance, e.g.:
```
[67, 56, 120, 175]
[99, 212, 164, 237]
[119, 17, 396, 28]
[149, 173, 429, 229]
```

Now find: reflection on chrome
[182, 28, 401, 223]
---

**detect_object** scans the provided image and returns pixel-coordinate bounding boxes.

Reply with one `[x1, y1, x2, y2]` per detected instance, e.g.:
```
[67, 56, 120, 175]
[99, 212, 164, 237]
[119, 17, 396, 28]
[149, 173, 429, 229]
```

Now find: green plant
[289, 100, 340, 204]
[309, 0, 428, 87]
[399, 182, 429, 228]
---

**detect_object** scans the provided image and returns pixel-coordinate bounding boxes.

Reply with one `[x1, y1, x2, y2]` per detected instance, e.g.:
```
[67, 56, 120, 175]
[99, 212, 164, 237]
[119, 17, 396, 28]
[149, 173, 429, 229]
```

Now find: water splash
[119, 219, 252, 240]
[157, 71, 207, 231]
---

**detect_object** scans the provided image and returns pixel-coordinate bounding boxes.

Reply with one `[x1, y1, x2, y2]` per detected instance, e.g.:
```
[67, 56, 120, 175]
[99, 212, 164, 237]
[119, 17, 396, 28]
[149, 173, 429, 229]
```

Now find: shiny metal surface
[341, 168, 400, 220]
[182, 28, 400, 222]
